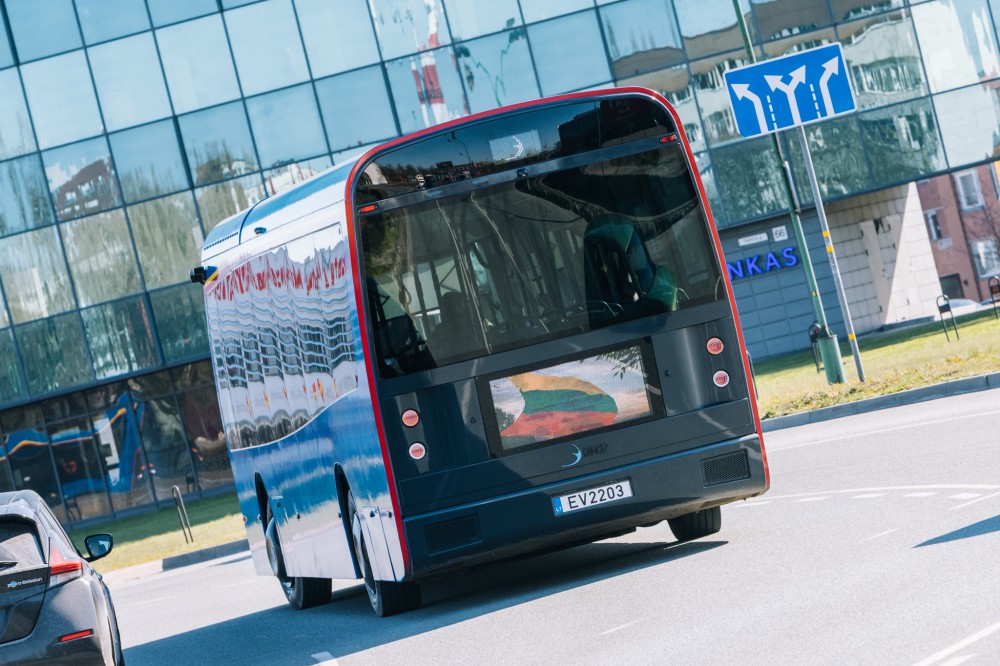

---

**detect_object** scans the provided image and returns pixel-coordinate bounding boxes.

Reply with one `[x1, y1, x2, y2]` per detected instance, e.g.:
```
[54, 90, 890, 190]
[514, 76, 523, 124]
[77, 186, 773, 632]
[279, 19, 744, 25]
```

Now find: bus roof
[201, 156, 361, 259]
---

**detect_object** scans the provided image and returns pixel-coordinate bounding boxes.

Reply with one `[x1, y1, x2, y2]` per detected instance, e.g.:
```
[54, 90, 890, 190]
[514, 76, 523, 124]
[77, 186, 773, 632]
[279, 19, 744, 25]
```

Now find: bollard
[172, 485, 194, 544]
[815, 332, 845, 383]
[936, 295, 959, 342]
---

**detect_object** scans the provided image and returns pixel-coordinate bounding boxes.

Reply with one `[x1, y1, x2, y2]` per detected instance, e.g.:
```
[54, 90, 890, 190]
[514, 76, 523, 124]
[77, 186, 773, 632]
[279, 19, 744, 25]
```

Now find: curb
[104, 372, 1000, 583]
[761, 371, 1000, 432]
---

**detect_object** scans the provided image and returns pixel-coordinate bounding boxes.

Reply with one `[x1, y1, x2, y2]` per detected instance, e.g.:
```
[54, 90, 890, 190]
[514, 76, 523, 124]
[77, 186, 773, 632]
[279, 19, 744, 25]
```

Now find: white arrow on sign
[731, 83, 769, 134]
[818, 57, 840, 116]
[765, 65, 806, 125]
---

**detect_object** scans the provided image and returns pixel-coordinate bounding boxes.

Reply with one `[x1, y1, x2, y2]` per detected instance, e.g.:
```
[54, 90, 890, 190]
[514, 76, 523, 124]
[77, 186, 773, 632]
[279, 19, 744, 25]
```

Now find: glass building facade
[1, 0, 1000, 522]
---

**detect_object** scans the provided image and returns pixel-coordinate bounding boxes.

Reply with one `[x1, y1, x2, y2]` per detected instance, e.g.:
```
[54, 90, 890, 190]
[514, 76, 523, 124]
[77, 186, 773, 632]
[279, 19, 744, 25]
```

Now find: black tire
[265, 506, 331, 610]
[667, 506, 722, 542]
[348, 490, 420, 617]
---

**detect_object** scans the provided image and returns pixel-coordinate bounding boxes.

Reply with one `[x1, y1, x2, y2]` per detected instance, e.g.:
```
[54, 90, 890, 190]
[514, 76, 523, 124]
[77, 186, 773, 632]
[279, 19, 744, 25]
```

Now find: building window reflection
[16, 313, 93, 395]
[61, 210, 143, 307]
[43, 137, 122, 222]
[0, 69, 38, 160]
[178, 102, 260, 187]
[369, 0, 453, 60]
[6, 0, 82, 63]
[0, 155, 54, 237]
[21, 51, 104, 149]
[527, 11, 612, 95]
[600, 0, 685, 79]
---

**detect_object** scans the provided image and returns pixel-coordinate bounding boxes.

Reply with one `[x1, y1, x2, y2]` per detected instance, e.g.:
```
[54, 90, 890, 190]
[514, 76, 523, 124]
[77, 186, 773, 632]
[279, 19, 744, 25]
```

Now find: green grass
[753, 309, 1000, 418]
[69, 493, 245, 574]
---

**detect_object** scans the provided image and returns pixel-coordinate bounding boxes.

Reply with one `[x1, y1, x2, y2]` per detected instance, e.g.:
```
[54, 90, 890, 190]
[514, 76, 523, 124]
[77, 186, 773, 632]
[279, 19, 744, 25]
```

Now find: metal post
[730, 0, 845, 384]
[796, 126, 866, 382]
[172, 485, 194, 544]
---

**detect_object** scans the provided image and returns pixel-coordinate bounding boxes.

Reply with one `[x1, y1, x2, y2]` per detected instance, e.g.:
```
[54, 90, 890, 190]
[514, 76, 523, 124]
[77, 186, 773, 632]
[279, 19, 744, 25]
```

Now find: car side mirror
[84, 533, 113, 562]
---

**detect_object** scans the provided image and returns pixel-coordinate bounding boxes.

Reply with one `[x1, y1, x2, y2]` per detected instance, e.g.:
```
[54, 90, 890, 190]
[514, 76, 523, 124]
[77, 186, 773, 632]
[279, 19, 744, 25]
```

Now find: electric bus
[192, 88, 769, 617]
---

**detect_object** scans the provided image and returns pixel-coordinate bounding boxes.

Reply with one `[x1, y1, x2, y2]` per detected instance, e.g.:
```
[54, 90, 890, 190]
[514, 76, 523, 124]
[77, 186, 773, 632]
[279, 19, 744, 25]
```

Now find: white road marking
[731, 500, 771, 508]
[906, 492, 937, 498]
[852, 493, 885, 499]
[132, 596, 174, 606]
[861, 529, 898, 542]
[796, 496, 829, 502]
[760, 485, 999, 501]
[911, 619, 1000, 666]
[948, 493, 981, 500]
[768, 410, 1000, 452]
[600, 620, 641, 636]
[938, 655, 977, 666]
[952, 489, 1000, 510]
[312, 652, 338, 665]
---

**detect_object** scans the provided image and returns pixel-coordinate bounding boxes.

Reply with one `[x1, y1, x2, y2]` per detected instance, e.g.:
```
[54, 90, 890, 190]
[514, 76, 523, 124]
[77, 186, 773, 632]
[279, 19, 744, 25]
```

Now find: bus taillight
[706, 337, 724, 355]
[712, 371, 730, 388]
[408, 443, 426, 460]
[401, 409, 420, 427]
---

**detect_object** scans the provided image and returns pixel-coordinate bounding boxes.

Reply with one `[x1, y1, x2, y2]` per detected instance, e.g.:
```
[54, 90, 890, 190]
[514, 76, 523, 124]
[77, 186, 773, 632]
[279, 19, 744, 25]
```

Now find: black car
[0, 490, 123, 665]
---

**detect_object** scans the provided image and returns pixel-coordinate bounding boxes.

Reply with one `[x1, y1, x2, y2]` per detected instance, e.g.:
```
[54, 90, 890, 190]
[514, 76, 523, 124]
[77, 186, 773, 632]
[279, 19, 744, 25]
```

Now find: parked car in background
[0, 490, 123, 665]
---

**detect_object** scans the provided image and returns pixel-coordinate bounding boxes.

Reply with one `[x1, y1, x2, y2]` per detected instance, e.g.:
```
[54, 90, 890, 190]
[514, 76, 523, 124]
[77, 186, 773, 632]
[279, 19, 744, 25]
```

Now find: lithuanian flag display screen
[483, 344, 661, 454]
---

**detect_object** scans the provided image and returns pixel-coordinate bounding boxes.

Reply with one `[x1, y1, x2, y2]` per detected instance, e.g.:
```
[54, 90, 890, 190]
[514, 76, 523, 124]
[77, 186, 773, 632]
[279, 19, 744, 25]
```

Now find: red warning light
[706, 337, 724, 355]
[401, 409, 420, 428]
[713, 371, 730, 388]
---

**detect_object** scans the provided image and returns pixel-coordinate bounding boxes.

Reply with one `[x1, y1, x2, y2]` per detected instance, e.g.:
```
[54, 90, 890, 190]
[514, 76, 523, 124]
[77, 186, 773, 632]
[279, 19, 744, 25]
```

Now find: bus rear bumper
[403, 433, 766, 580]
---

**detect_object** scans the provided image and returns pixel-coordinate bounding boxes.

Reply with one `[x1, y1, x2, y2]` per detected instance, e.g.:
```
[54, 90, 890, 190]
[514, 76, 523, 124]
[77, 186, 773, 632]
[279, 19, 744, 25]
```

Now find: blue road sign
[724, 43, 856, 138]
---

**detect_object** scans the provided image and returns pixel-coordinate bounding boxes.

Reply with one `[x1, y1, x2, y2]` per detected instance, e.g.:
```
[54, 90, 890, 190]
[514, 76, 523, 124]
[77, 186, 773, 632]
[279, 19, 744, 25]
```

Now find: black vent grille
[701, 450, 751, 486]
[425, 515, 482, 554]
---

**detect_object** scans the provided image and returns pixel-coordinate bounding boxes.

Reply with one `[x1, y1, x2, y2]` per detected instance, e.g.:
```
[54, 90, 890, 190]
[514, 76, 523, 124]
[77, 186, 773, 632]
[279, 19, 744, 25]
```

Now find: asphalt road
[109, 389, 1000, 665]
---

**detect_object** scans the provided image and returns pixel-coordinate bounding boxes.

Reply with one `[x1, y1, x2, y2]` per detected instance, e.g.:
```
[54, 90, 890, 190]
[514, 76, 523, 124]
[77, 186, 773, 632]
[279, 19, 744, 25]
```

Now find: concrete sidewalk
[102, 371, 1000, 584]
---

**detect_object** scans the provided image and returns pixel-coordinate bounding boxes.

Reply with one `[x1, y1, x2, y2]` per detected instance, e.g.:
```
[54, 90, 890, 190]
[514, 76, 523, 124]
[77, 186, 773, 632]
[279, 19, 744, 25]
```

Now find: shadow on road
[916, 513, 1000, 547]
[125, 533, 723, 664]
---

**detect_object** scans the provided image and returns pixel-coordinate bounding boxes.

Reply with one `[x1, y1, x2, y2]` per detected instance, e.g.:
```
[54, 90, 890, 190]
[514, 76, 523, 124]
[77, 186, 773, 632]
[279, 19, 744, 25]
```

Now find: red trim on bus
[343, 87, 772, 573]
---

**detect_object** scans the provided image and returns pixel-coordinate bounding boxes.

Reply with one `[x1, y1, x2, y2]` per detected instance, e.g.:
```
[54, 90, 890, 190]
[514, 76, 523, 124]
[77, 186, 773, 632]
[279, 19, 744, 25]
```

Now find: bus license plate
[553, 480, 633, 516]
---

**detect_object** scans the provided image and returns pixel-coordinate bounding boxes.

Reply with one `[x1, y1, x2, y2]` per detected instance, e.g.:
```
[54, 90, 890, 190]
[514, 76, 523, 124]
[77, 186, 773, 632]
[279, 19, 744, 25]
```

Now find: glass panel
[21, 51, 104, 149]
[712, 135, 787, 222]
[89, 33, 172, 132]
[61, 209, 142, 306]
[129, 193, 204, 289]
[315, 66, 397, 152]
[89, 388, 156, 511]
[838, 10, 926, 110]
[694, 151, 728, 228]
[170, 360, 215, 390]
[690, 50, 753, 146]
[444, 0, 522, 41]
[43, 136, 122, 222]
[0, 330, 25, 404]
[136, 395, 198, 497]
[47, 417, 111, 521]
[246, 84, 328, 168]
[150, 284, 209, 362]
[225, 0, 309, 96]
[75, 0, 150, 44]
[362, 144, 721, 375]
[385, 47, 469, 134]
[1, 409, 66, 519]
[0, 69, 37, 160]
[110, 120, 189, 203]
[0, 11, 13, 69]
[934, 85, 1000, 166]
[0, 154, 54, 237]
[157, 15, 242, 114]
[196, 175, 266, 232]
[128, 370, 174, 398]
[528, 12, 612, 95]
[520, 0, 592, 23]
[222, 0, 260, 6]
[81, 297, 160, 379]
[760, 27, 836, 59]
[674, 0, 756, 60]
[600, 0, 685, 79]
[830, 0, 906, 22]
[6, 0, 82, 62]
[179, 386, 233, 489]
[912, 0, 1000, 93]
[784, 115, 871, 203]
[17, 314, 92, 394]
[264, 155, 331, 196]
[295, 0, 379, 77]
[147, 0, 218, 27]
[42, 393, 88, 423]
[752, 0, 832, 42]
[620, 66, 705, 152]
[0, 227, 76, 323]
[178, 102, 259, 186]
[858, 98, 946, 185]
[369, 0, 453, 60]
[455, 29, 539, 114]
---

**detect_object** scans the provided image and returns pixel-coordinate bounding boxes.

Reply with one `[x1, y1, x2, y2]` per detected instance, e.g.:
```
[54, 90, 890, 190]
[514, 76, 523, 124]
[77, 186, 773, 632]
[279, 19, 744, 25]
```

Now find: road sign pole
[730, 0, 845, 384]
[796, 125, 866, 382]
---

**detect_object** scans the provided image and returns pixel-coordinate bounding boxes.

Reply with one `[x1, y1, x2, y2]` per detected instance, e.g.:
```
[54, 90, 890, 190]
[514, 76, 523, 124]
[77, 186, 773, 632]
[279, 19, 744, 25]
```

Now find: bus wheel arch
[334, 466, 361, 579]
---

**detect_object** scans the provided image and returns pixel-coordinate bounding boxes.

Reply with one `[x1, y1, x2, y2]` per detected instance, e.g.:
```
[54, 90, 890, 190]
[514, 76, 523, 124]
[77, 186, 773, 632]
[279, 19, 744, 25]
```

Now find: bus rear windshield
[360, 143, 723, 378]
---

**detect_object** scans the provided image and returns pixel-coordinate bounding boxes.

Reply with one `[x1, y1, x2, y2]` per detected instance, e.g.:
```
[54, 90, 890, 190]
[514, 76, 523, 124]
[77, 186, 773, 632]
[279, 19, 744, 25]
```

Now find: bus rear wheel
[667, 506, 721, 542]
[347, 491, 420, 617]
[265, 507, 331, 610]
